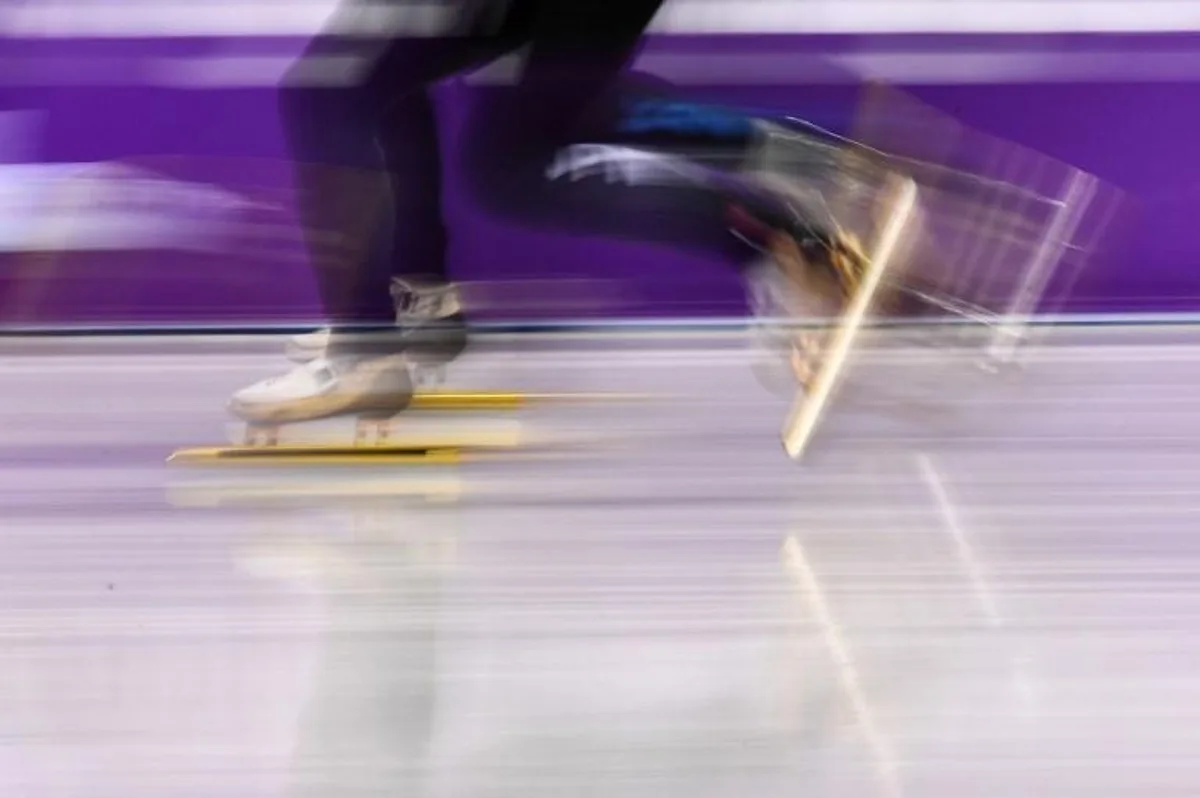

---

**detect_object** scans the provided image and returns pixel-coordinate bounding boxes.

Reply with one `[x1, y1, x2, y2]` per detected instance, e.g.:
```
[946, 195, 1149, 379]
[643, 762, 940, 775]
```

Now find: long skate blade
[167, 446, 466, 466]
[227, 415, 525, 448]
[411, 391, 530, 410]
[171, 421, 526, 465]
[782, 176, 919, 460]
[409, 390, 648, 410]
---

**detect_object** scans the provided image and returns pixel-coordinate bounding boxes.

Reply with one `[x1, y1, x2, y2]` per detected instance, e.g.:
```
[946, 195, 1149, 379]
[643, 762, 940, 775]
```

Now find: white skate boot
[284, 328, 330, 364]
[229, 354, 414, 425]
[747, 264, 796, 395]
[231, 279, 468, 425]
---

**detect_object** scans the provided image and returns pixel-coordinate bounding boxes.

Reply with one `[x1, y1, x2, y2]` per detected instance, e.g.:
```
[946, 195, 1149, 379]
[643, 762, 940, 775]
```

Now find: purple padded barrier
[0, 28, 1196, 327]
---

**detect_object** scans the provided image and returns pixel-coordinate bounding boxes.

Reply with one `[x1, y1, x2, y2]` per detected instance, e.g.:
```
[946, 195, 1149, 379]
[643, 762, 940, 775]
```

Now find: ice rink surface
[1, 325, 1199, 798]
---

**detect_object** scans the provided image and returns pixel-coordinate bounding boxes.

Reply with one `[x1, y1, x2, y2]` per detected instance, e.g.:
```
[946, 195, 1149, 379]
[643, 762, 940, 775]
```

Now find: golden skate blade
[167, 446, 466, 466]
[409, 390, 648, 410]
[782, 176, 919, 460]
[171, 421, 526, 465]
[229, 415, 524, 448]
[411, 390, 529, 410]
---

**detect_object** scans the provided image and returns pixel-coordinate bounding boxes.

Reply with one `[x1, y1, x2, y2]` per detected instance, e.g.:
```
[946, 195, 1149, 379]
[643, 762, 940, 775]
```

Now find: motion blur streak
[0, 0, 1196, 794]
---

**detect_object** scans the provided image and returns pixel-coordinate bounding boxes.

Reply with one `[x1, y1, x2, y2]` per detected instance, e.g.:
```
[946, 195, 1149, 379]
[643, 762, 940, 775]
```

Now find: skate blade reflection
[166, 473, 463, 508]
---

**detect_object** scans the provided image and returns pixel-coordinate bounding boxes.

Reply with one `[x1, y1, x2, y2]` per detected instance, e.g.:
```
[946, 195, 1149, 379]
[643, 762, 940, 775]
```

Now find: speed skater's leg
[280, 3, 532, 354]
[459, 1, 759, 273]
[464, 16, 869, 391]
[460, 1, 865, 377]
[232, 2, 535, 423]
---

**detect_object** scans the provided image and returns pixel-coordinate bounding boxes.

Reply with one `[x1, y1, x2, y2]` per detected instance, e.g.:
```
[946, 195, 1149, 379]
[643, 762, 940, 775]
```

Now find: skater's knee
[276, 61, 378, 165]
[277, 38, 373, 125]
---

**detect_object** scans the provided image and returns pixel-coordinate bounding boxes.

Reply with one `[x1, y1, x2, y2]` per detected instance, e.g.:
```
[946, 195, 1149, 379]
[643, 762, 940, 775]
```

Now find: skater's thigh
[287, 0, 538, 110]
[522, 1, 666, 82]
[457, 0, 665, 167]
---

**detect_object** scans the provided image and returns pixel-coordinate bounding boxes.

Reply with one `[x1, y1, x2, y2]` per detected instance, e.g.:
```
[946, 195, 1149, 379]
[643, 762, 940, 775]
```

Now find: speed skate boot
[735, 207, 868, 395]
[228, 353, 415, 425]
[229, 279, 468, 425]
[283, 279, 468, 373]
[386, 278, 469, 385]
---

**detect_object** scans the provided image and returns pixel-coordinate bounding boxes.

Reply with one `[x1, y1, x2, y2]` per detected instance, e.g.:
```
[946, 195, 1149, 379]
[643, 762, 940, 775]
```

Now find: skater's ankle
[391, 278, 462, 322]
[325, 326, 410, 360]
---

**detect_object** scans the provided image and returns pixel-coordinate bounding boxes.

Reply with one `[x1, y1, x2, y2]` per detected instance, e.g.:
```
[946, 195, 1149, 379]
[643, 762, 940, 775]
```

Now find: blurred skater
[230, 0, 857, 422]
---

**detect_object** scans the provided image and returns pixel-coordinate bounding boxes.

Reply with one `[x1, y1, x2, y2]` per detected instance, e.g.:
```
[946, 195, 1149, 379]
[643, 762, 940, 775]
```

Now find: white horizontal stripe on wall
[3, 0, 1200, 38]
[4, 49, 1200, 87]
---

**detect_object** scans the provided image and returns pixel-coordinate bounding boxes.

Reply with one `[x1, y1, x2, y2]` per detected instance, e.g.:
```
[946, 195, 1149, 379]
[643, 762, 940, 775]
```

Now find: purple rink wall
[2, 4, 1200, 328]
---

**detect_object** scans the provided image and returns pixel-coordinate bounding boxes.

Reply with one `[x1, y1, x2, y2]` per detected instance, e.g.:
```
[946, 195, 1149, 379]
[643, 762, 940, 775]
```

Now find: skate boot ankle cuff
[390, 279, 463, 322]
